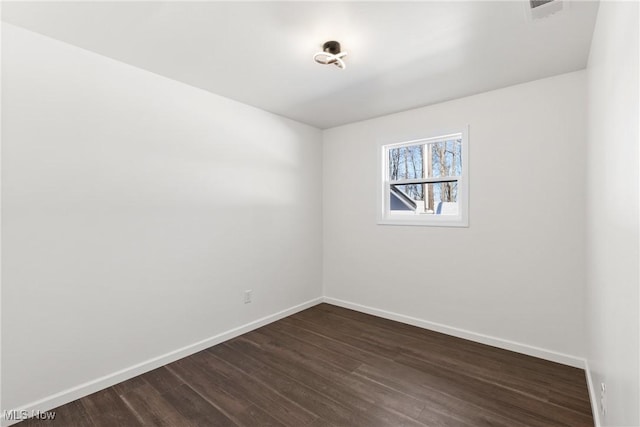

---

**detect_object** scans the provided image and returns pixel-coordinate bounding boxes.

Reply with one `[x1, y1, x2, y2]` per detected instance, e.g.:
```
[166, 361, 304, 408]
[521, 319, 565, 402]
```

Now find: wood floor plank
[210, 342, 385, 427]
[17, 303, 594, 427]
[357, 358, 592, 427]
[189, 349, 318, 427]
[113, 375, 148, 397]
[263, 320, 479, 427]
[120, 383, 189, 427]
[81, 388, 142, 427]
[319, 304, 586, 385]
[319, 308, 592, 417]
[166, 355, 285, 427]
[283, 308, 593, 427]
[396, 351, 592, 419]
[261, 319, 531, 427]
[138, 366, 185, 395]
[354, 360, 534, 427]
[304, 305, 592, 413]
[241, 329, 430, 426]
[160, 384, 239, 427]
[18, 402, 92, 427]
[251, 325, 428, 421]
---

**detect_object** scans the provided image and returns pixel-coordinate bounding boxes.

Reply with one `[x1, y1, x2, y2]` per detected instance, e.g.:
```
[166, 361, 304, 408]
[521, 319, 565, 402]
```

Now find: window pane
[390, 182, 459, 215]
[388, 138, 462, 180]
[430, 139, 462, 178]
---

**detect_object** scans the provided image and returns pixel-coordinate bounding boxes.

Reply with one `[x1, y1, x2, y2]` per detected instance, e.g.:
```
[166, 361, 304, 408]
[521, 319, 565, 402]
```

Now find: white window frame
[377, 126, 469, 227]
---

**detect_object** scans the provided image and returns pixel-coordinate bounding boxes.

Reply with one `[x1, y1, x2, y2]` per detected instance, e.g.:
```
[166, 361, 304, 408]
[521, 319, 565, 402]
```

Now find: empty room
[0, 1, 638, 426]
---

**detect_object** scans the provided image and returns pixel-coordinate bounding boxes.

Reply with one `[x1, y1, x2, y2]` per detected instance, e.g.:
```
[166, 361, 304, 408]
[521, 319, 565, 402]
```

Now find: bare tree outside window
[388, 138, 462, 213]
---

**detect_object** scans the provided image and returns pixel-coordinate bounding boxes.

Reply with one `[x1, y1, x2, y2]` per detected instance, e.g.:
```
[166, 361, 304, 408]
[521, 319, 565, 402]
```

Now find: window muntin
[380, 130, 468, 226]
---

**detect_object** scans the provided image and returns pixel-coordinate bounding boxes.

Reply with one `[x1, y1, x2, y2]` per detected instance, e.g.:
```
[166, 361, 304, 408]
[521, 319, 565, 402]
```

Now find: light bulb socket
[322, 41, 341, 55]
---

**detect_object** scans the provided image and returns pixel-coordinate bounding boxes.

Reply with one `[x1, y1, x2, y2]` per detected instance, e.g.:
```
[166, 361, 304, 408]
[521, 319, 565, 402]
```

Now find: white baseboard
[322, 297, 586, 369]
[1, 297, 323, 427]
[584, 359, 602, 427]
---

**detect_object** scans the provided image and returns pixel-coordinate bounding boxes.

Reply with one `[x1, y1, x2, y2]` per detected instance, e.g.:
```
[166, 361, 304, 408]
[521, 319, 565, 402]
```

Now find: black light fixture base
[323, 41, 342, 55]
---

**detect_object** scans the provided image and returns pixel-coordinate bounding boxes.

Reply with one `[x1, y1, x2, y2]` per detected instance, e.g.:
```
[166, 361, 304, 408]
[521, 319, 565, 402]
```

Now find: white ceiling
[2, 1, 599, 129]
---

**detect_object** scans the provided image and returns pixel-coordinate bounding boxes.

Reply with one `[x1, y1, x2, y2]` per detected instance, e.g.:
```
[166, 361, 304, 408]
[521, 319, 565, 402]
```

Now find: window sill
[377, 217, 469, 227]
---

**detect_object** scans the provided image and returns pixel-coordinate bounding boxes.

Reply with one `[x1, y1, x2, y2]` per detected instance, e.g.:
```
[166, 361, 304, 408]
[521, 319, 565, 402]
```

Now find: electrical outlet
[600, 382, 607, 416]
[244, 290, 252, 304]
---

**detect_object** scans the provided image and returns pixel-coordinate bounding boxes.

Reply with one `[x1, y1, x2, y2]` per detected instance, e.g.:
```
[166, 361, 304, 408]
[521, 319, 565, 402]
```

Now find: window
[378, 128, 468, 226]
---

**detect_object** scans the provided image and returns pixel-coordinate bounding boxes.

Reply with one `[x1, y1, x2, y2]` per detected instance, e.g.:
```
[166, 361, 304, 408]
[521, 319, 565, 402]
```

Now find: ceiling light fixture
[313, 41, 347, 69]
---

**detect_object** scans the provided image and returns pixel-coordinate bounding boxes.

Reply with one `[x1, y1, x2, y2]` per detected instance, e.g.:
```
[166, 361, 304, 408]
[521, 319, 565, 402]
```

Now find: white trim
[390, 177, 459, 186]
[584, 359, 602, 427]
[0, 297, 323, 427]
[383, 133, 463, 150]
[378, 216, 467, 228]
[322, 296, 585, 369]
[524, 0, 568, 22]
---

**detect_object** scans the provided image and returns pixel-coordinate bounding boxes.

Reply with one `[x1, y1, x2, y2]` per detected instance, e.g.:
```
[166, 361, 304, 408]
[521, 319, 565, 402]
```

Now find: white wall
[1, 23, 322, 413]
[323, 71, 587, 360]
[5, 5, 638, 422]
[585, 1, 639, 425]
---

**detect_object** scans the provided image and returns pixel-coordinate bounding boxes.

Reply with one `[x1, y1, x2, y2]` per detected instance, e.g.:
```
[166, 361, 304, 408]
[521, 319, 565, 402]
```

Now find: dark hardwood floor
[19, 304, 594, 426]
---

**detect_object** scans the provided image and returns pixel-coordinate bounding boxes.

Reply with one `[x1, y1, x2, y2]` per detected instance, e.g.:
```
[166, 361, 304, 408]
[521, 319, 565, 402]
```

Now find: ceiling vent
[527, 0, 567, 20]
